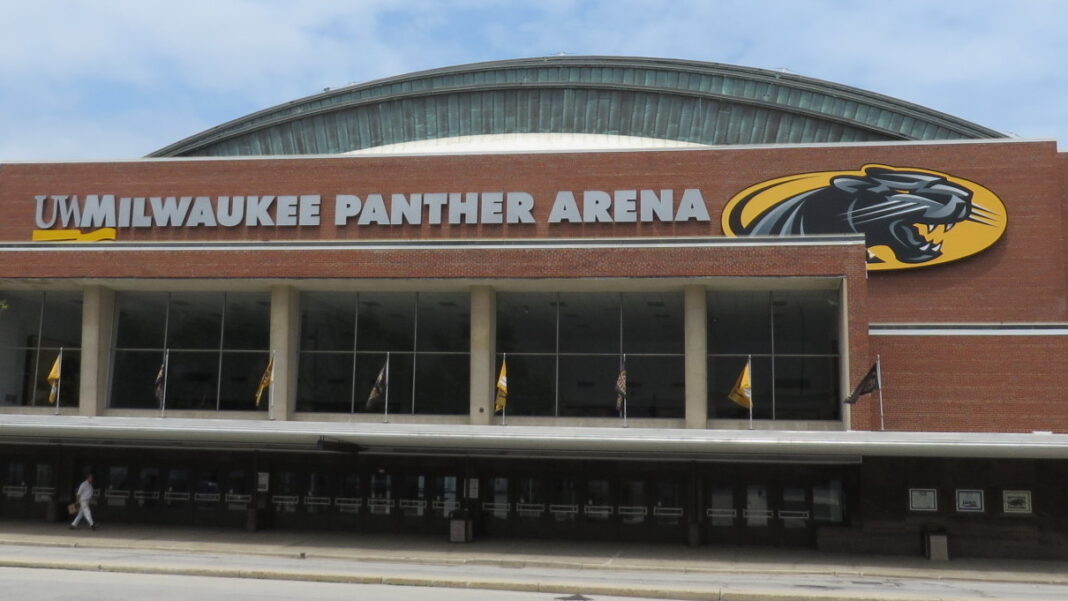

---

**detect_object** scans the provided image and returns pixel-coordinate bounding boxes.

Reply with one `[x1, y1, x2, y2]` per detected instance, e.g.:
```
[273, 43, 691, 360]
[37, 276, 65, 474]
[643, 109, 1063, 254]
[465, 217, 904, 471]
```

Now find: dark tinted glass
[300, 292, 355, 351]
[558, 354, 618, 417]
[496, 354, 555, 416]
[771, 290, 839, 355]
[497, 292, 556, 353]
[416, 292, 469, 352]
[0, 291, 42, 349]
[166, 351, 219, 410]
[413, 354, 468, 414]
[167, 293, 223, 350]
[218, 351, 269, 411]
[111, 350, 164, 409]
[357, 293, 415, 352]
[115, 293, 167, 348]
[621, 292, 683, 354]
[774, 356, 840, 420]
[296, 352, 354, 413]
[557, 293, 619, 354]
[708, 355, 773, 420]
[41, 291, 82, 347]
[223, 293, 270, 350]
[708, 291, 772, 355]
[625, 355, 684, 418]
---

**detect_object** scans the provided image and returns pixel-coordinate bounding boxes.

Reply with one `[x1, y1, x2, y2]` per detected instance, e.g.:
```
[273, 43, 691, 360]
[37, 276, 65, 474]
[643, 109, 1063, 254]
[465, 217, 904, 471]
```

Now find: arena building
[0, 57, 1065, 559]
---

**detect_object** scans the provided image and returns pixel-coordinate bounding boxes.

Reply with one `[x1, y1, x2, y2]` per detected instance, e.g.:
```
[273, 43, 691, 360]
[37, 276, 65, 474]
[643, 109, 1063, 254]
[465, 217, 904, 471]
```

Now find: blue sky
[2, 0, 1065, 161]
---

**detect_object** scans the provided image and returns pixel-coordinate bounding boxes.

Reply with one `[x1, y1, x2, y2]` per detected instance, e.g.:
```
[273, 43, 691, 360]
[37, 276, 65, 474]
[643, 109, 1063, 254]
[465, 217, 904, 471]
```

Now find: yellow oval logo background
[722, 164, 1007, 271]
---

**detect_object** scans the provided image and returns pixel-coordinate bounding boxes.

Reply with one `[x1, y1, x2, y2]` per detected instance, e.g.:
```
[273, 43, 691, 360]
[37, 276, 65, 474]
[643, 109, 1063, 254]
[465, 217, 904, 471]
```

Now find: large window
[296, 292, 469, 414]
[110, 292, 270, 410]
[0, 291, 82, 407]
[708, 290, 840, 421]
[497, 292, 684, 418]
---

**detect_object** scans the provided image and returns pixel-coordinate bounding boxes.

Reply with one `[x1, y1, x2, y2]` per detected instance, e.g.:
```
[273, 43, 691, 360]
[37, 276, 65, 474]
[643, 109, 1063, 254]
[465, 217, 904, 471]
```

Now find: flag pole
[54, 347, 63, 415]
[501, 353, 506, 426]
[160, 349, 170, 418]
[622, 353, 628, 428]
[383, 352, 390, 424]
[876, 355, 885, 431]
[747, 355, 753, 431]
[267, 349, 275, 415]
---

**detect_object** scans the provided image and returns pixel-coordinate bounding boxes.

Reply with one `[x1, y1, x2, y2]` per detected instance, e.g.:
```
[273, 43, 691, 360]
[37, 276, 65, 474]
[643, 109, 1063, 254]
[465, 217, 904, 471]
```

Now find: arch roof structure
[150, 56, 1005, 158]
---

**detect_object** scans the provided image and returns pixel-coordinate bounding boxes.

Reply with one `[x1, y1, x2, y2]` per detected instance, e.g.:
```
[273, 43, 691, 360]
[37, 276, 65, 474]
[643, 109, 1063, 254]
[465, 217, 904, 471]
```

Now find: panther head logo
[722, 165, 1007, 271]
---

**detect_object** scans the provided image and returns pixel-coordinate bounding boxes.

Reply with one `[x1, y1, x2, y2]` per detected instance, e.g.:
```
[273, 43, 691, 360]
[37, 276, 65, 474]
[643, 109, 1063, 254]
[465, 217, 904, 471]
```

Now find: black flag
[844, 362, 881, 404]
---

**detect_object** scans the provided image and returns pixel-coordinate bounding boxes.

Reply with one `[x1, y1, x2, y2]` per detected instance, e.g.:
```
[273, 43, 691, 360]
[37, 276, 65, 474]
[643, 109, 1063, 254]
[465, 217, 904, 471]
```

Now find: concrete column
[79, 286, 114, 416]
[684, 285, 708, 429]
[269, 286, 300, 421]
[469, 286, 495, 425]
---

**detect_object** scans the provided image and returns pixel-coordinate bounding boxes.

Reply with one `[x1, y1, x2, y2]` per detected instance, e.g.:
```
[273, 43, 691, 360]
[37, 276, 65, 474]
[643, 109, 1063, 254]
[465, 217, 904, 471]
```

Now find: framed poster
[955, 489, 984, 513]
[909, 488, 937, 512]
[1002, 490, 1032, 514]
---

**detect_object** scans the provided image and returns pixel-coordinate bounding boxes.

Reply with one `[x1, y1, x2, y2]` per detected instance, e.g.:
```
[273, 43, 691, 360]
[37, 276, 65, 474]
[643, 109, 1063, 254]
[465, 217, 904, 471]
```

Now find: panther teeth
[927, 224, 936, 234]
[945, 223, 954, 232]
[933, 243, 942, 252]
[921, 242, 932, 251]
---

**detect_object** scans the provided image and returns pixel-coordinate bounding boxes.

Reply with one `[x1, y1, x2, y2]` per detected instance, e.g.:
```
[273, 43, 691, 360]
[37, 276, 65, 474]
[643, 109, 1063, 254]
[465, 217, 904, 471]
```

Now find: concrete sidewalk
[0, 520, 1064, 600]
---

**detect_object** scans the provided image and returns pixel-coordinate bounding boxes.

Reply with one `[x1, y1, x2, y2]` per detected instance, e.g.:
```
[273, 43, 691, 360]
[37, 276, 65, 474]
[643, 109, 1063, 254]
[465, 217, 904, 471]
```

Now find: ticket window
[813, 480, 845, 523]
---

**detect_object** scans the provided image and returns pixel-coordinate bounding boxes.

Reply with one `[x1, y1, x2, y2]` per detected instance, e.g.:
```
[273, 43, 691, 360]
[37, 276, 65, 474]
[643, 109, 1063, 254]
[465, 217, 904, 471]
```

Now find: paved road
[0, 567, 650, 601]
[2, 543, 1067, 600]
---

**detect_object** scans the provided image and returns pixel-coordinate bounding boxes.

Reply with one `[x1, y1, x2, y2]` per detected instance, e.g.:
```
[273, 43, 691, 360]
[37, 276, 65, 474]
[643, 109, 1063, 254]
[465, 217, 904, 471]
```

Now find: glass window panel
[772, 290, 839, 355]
[654, 481, 682, 525]
[708, 356, 773, 420]
[497, 292, 556, 353]
[558, 354, 618, 417]
[625, 355, 684, 418]
[413, 353, 468, 415]
[550, 479, 578, 522]
[115, 292, 167, 349]
[339, 473, 361, 498]
[496, 354, 554, 416]
[0, 292, 43, 349]
[218, 351, 269, 411]
[708, 291, 772, 355]
[813, 480, 845, 522]
[166, 351, 219, 410]
[774, 356, 840, 420]
[111, 350, 163, 409]
[416, 292, 469, 352]
[195, 470, 220, 509]
[306, 471, 333, 514]
[621, 292, 683, 354]
[40, 292, 82, 348]
[490, 477, 509, 519]
[557, 293, 619, 354]
[167, 293, 223, 350]
[165, 468, 189, 507]
[357, 293, 415, 352]
[223, 293, 270, 350]
[401, 475, 426, 517]
[296, 352, 354, 413]
[300, 292, 355, 351]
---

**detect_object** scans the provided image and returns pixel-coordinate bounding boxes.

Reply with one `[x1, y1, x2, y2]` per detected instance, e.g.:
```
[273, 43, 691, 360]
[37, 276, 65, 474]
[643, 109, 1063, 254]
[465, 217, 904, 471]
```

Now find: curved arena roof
[150, 56, 1005, 158]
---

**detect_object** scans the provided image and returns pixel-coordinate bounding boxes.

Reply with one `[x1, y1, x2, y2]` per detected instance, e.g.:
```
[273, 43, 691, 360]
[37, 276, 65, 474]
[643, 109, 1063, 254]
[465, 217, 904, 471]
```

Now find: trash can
[923, 528, 949, 561]
[449, 510, 472, 543]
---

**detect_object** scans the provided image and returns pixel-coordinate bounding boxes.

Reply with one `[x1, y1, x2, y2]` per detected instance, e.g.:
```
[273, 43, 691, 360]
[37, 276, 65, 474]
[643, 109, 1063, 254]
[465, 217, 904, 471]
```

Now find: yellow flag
[494, 358, 508, 413]
[728, 359, 752, 409]
[255, 356, 274, 407]
[47, 353, 62, 404]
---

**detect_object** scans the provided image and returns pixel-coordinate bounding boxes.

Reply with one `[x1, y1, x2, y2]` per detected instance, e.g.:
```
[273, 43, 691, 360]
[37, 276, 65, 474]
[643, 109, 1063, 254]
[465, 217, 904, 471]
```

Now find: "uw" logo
[722, 165, 1007, 271]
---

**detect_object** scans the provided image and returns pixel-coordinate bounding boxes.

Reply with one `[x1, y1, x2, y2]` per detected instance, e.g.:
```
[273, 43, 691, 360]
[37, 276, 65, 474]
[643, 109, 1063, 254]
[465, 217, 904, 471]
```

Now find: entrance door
[705, 479, 816, 546]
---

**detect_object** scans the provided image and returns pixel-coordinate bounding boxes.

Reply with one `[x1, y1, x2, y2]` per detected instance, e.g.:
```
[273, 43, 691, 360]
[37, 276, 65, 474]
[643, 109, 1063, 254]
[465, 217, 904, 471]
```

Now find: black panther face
[738, 167, 998, 263]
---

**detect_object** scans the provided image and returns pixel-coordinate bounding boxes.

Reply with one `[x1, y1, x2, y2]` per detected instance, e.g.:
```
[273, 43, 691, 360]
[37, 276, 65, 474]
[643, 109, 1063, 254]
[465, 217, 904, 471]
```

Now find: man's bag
[67, 503, 77, 516]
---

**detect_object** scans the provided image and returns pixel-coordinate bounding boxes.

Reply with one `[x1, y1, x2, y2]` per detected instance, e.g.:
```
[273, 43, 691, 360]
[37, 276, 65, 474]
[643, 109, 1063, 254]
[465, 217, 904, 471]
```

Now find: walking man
[70, 474, 97, 530]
